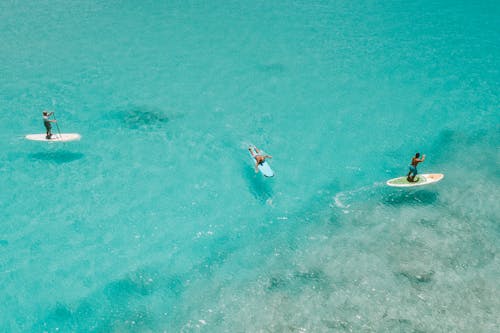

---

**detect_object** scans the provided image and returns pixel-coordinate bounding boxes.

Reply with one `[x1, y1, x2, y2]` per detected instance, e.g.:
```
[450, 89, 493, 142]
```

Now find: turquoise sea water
[1, 1, 499, 331]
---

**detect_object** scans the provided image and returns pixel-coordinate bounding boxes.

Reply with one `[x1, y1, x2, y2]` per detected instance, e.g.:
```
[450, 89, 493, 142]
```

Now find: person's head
[415, 152, 420, 158]
[42, 111, 48, 116]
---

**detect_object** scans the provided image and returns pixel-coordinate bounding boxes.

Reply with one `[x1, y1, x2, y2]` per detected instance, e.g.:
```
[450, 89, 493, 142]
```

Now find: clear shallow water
[1, 1, 499, 331]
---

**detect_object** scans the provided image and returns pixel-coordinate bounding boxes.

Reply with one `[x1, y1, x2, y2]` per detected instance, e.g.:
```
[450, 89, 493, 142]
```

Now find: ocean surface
[1, 1, 499, 332]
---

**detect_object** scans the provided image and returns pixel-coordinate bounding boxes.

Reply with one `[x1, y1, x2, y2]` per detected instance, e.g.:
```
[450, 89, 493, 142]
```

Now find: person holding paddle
[42, 111, 57, 139]
[407, 152, 425, 182]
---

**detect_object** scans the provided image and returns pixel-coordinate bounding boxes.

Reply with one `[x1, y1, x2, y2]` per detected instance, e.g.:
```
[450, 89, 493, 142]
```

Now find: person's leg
[407, 166, 417, 182]
[410, 169, 418, 182]
[407, 167, 413, 181]
[45, 123, 52, 139]
[412, 169, 418, 182]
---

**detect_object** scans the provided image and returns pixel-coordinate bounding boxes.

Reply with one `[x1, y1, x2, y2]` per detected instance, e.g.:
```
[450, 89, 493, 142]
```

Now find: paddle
[52, 112, 63, 139]
[50, 99, 63, 139]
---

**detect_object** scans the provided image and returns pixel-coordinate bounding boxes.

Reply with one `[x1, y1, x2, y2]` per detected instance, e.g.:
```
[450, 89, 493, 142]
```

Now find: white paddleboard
[25, 133, 81, 142]
[249, 146, 274, 177]
[386, 173, 444, 187]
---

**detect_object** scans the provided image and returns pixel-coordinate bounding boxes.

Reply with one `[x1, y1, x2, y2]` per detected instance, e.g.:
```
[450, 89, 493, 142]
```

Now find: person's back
[249, 146, 272, 173]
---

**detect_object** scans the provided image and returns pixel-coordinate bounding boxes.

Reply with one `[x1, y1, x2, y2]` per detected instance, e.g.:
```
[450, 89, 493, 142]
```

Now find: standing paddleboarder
[42, 111, 57, 139]
[407, 152, 425, 182]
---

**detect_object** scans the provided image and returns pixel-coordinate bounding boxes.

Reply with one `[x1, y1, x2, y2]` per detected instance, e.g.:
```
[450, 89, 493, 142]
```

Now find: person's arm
[264, 155, 272, 159]
[418, 155, 426, 162]
[254, 162, 259, 173]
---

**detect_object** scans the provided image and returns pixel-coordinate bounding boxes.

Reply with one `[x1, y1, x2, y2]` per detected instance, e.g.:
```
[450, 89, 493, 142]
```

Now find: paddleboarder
[407, 152, 425, 182]
[42, 111, 57, 139]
